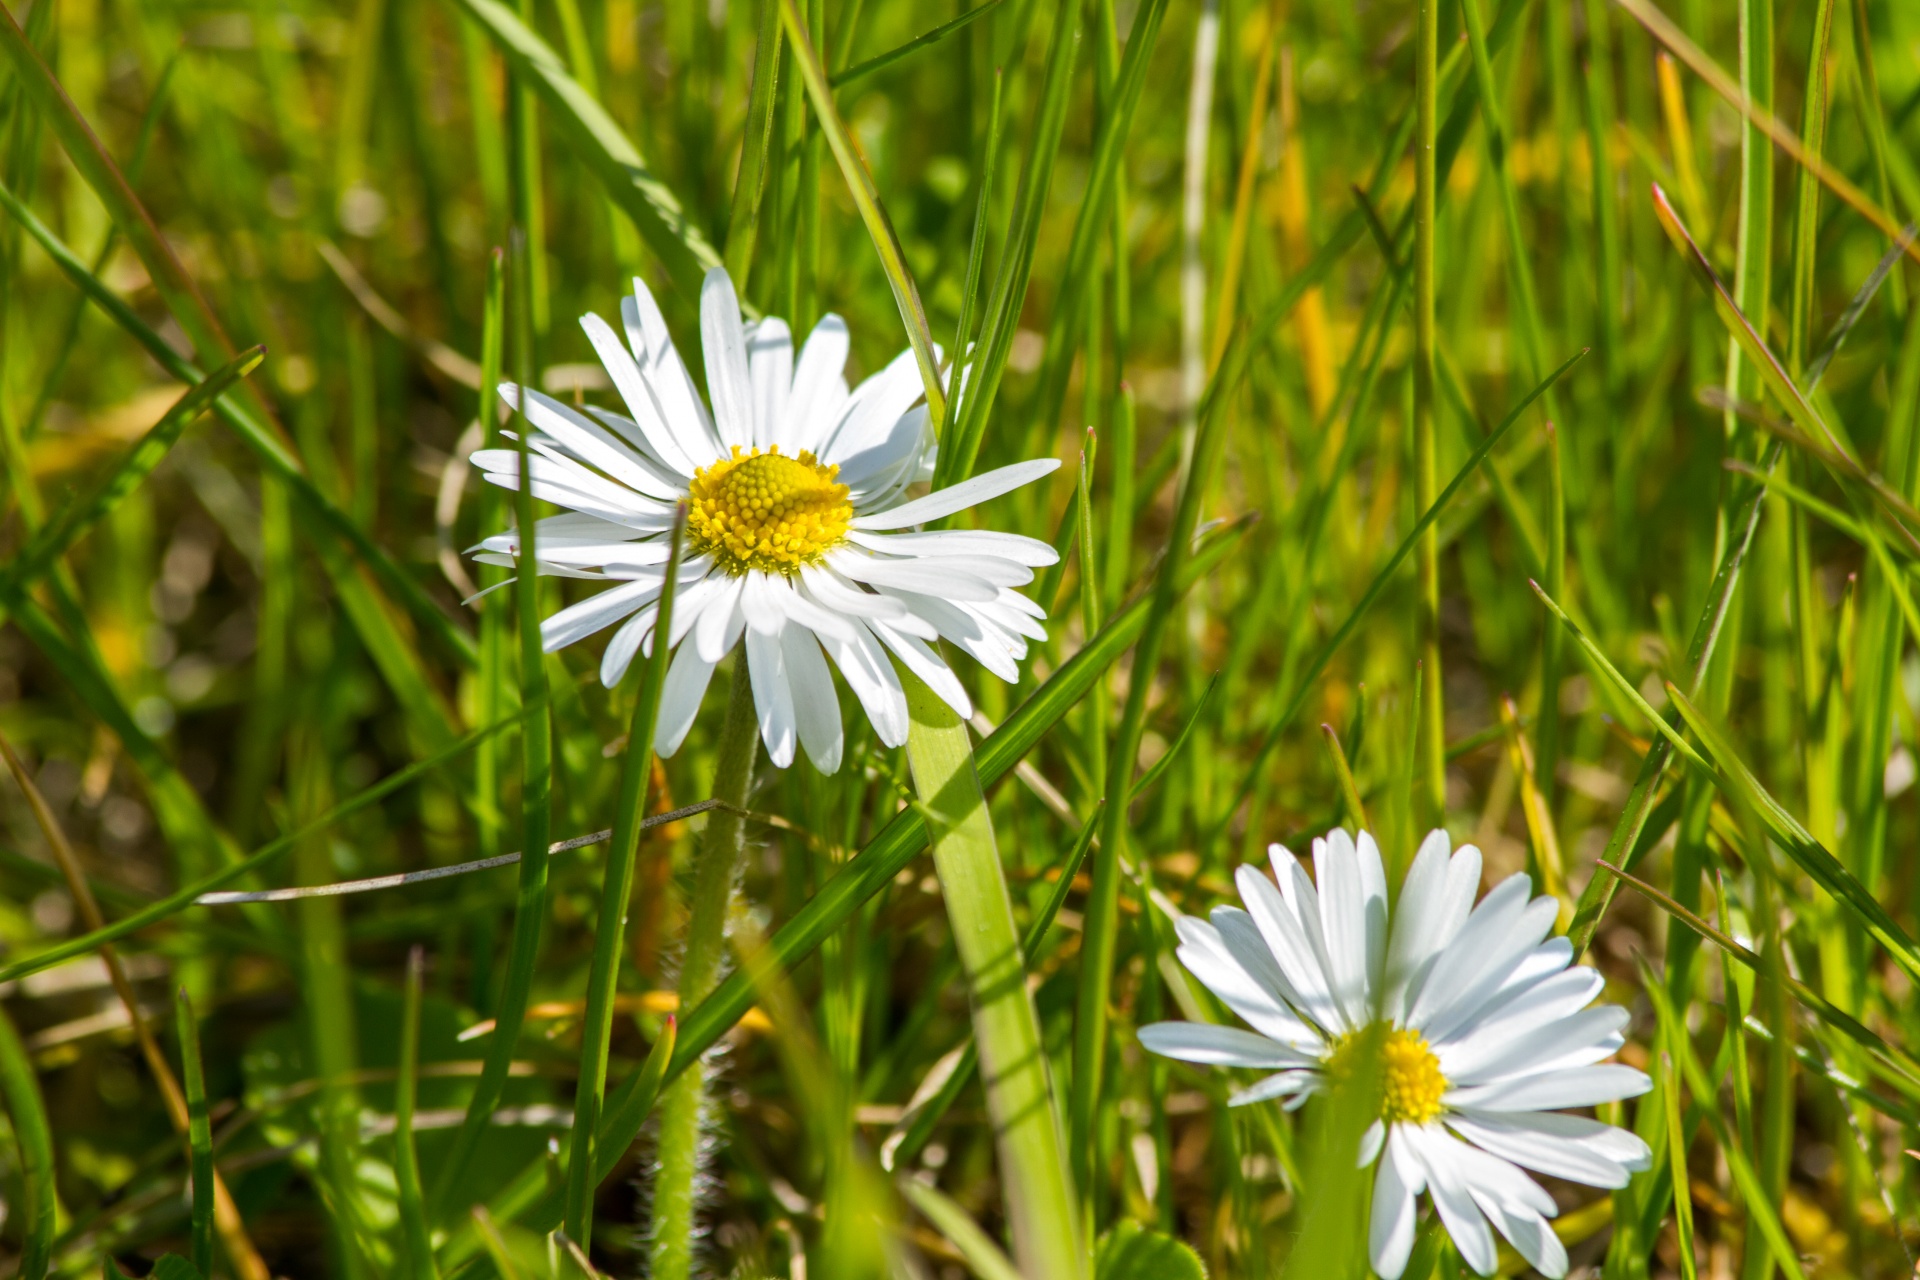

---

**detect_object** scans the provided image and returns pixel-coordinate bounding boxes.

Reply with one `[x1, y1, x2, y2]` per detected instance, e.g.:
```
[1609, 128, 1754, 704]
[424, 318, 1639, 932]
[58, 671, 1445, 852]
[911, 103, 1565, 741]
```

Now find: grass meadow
[3, 0, 1920, 1274]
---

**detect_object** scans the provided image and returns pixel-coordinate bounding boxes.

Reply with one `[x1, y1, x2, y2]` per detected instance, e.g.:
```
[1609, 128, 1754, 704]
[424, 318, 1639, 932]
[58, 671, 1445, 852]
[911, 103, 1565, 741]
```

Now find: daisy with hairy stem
[1140, 829, 1652, 1278]
[468, 265, 1060, 775]
[466, 265, 1058, 1280]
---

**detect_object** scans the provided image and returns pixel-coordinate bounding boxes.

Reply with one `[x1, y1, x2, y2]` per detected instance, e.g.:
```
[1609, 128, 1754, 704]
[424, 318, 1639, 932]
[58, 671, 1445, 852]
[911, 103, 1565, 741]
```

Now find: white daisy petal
[1136, 1023, 1314, 1069]
[1368, 1129, 1422, 1280]
[850, 459, 1061, 531]
[745, 625, 796, 767]
[579, 312, 700, 477]
[654, 643, 720, 756]
[1227, 1071, 1318, 1108]
[846, 528, 1061, 567]
[600, 602, 660, 687]
[539, 578, 660, 651]
[787, 314, 850, 453]
[819, 621, 908, 747]
[1171, 913, 1319, 1049]
[747, 317, 793, 448]
[780, 622, 842, 773]
[701, 268, 754, 450]
[1445, 1111, 1647, 1188]
[623, 281, 721, 460]
[827, 549, 1000, 602]
[867, 619, 971, 720]
[820, 345, 927, 470]
[1444, 1064, 1652, 1112]
[1236, 862, 1345, 1035]
[1403, 1125, 1497, 1276]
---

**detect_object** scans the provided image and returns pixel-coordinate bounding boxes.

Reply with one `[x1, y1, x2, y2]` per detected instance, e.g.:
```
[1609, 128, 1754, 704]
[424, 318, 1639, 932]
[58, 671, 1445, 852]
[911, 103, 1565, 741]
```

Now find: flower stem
[649, 657, 759, 1280]
[902, 670, 1084, 1280]
[1413, 0, 1446, 827]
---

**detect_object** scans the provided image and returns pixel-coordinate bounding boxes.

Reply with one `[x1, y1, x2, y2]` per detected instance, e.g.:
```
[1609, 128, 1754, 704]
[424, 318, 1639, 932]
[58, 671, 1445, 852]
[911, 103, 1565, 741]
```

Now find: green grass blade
[396, 948, 437, 1280]
[904, 669, 1084, 1280]
[778, 0, 944, 422]
[0, 176, 477, 667]
[449, 0, 723, 303]
[1665, 684, 1920, 985]
[0, 1004, 53, 1280]
[564, 517, 685, 1242]
[1224, 348, 1588, 833]
[174, 988, 215, 1278]
[831, 0, 1007, 87]
[1, 346, 264, 596]
[898, 1179, 1024, 1280]
[434, 232, 556, 1216]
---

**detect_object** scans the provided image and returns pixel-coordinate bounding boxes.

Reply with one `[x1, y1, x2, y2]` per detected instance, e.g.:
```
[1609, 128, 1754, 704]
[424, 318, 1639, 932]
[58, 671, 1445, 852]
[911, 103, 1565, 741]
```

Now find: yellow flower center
[1325, 1026, 1448, 1126]
[686, 446, 853, 576]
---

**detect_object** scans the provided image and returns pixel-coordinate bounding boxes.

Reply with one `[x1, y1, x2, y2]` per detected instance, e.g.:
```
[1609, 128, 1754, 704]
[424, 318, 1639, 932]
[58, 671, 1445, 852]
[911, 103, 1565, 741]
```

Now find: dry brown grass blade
[0, 730, 271, 1280]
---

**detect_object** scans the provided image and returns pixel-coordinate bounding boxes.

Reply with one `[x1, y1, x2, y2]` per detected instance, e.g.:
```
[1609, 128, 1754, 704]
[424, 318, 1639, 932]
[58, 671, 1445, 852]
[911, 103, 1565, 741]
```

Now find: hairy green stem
[649, 658, 759, 1280]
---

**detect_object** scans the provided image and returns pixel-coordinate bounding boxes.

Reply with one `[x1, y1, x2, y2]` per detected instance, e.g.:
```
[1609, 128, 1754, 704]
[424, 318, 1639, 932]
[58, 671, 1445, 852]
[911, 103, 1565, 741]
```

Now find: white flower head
[469, 267, 1061, 773]
[1140, 828, 1652, 1279]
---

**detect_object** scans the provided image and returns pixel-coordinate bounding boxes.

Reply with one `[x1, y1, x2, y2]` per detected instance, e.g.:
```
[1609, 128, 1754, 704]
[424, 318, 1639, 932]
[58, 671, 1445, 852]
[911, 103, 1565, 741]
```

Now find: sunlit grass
[3, 0, 1920, 1275]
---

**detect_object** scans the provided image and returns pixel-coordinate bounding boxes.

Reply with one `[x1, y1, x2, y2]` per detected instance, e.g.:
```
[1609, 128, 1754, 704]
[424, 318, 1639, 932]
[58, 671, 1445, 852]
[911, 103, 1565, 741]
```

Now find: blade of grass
[904, 668, 1084, 1280]
[1411, 0, 1444, 826]
[0, 1004, 51, 1280]
[1598, 859, 1920, 1097]
[777, 0, 943, 423]
[0, 176, 477, 667]
[832, 0, 1007, 87]
[433, 229, 555, 1216]
[397, 947, 437, 1280]
[1617, 0, 1920, 267]
[898, 1179, 1024, 1280]
[449, 0, 724, 303]
[1639, 956, 1810, 1280]
[932, 0, 1082, 486]
[1660, 1051, 1700, 1280]
[563, 515, 685, 1242]
[174, 989, 214, 1279]
[444, 523, 1251, 1258]
[1668, 679, 1920, 987]
[1222, 348, 1588, 837]
[0, 346, 263, 596]
[721, 0, 782, 289]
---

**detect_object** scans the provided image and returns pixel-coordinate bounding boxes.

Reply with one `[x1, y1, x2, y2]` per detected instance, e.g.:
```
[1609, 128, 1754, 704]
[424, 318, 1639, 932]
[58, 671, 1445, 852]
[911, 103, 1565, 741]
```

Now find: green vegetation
[3, 0, 1920, 1274]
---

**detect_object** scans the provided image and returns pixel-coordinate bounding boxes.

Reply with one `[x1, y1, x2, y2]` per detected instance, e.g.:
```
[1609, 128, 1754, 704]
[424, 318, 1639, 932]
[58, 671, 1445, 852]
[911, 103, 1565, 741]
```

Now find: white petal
[745, 625, 796, 767]
[819, 620, 908, 747]
[882, 591, 1023, 683]
[1444, 1064, 1652, 1112]
[868, 619, 970, 719]
[828, 549, 1000, 602]
[1358, 1119, 1387, 1168]
[694, 576, 748, 662]
[787, 314, 850, 453]
[821, 345, 928, 472]
[579, 311, 700, 477]
[1368, 1129, 1422, 1280]
[1227, 1071, 1318, 1107]
[747, 317, 793, 449]
[655, 643, 720, 756]
[1402, 1125, 1497, 1276]
[798, 565, 917, 625]
[600, 603, 660, 687]
[1236, 862, 1345, 1036]
[1438, 981, 1617, 1084]
[781, 622, 843, 773]
[539, 578, 659, 651]
[845, 529, 1061, 567]
[1313, 830, 1375, 1029]
[1408, 876, 1554, 1041]
[623, 280, 722, 462]
[851, 459, 1061, 531]
[1205, 908, 1319, 1046]
[701, 268, 754, 450]
[499, 382, 683, 500]
[741, 571, 786, 636]
[1137, 1022, 1310, 1069]
[1445, 1111, 1647, 1189]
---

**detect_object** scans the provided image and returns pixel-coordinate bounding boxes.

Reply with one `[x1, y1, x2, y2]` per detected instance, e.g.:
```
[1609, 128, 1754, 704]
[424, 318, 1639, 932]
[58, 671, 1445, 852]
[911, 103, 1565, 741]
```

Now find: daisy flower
[469, 267, 1060, 774]
[1139, 829, 1652, 1279]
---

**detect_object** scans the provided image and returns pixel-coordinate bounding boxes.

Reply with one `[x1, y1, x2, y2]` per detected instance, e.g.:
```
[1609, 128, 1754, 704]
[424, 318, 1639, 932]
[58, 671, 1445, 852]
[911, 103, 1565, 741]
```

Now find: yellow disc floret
[686, 445, 853, 575]
[1324, 1025, 1448, 1126]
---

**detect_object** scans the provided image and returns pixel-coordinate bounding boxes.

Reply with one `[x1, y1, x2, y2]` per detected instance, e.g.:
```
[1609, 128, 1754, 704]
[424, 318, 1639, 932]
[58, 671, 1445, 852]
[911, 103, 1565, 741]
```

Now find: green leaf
[150, 1256, 208, 1280]
[450, 0, 722, 303]
[1096, 1221, 1207, 1280]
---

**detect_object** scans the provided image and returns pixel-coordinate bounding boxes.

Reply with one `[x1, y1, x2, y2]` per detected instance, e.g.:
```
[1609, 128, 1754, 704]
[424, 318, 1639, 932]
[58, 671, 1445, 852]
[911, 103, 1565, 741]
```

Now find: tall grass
[2, 0, 1920, 1275]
